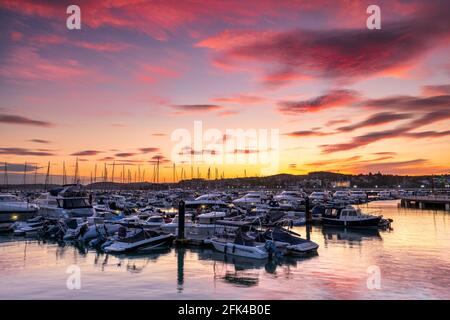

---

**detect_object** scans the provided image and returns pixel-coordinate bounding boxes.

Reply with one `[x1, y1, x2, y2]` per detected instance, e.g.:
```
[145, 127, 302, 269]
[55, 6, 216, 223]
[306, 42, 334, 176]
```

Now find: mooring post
[178, 200, 185, 240]
[305, 196, 312, 224]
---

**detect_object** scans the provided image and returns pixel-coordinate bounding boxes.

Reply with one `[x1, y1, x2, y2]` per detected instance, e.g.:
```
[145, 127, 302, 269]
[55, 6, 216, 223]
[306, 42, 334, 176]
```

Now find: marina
[1, 0, 450, 305]
[1, 186, 449, 299]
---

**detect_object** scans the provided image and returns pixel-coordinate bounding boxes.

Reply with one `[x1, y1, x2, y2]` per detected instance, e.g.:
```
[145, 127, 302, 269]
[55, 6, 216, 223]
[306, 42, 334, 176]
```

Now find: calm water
[1, 200, 449, 299]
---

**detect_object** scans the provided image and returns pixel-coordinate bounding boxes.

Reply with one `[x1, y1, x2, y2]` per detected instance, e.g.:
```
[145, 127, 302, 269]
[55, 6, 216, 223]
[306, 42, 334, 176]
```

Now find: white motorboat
[210, 231, 269, 259]
[232, 192, 269, 209]
[184, 211, 232, 239]
[349, 190, 368, 203]
[377, 190, 394, 200]
[103, 229, 174, 253]
[274, 190, 306, 210]
[34, 185, 95, 219]
[333, 190, 351, 200]
[185, 193, 229, 210]
[0, 193, 39, 231]
[160, 213, 195, 234]
[309, 191, 331, 203]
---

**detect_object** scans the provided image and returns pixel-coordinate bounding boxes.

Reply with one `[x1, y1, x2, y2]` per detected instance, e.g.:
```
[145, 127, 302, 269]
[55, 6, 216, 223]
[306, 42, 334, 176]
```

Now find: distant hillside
[1, 171, 448, 191]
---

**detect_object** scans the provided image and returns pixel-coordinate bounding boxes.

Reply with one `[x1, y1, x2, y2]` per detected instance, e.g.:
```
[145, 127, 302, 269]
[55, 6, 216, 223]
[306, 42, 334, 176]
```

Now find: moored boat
[103, 228, 174, 253]
[0, 193, 39, 231]
[321, 206, 382, 228]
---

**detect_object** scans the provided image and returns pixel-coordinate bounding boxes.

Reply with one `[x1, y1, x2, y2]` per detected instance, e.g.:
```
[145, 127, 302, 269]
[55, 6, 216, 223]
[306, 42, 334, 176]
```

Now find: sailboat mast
[44, 161, 50, 190]
[111, 161, 116, 183]
[34, 163, 38, 186]
[4, 162, 8, 189]
[23, 162, 27, 185]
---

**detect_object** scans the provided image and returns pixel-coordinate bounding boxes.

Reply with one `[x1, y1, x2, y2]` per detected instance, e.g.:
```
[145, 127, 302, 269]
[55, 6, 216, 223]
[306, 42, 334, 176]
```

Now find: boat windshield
[58, 198, 91, 209]
[0, 195, 20, 202]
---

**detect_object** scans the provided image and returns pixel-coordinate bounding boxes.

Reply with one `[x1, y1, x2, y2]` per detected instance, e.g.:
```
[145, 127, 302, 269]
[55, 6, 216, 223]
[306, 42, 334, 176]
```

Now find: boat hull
[0, 210, 37, 223]
[321, 216, 382, 228]
[103, 234, 174, 253]
[210, 239, 268, 259]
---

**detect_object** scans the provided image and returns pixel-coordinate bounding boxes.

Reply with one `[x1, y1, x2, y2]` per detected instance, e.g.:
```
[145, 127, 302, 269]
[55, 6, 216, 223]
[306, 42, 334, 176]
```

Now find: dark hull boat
[321, 216, 382, 228]
[321, 206, 383, 229]
[103, 229, 174, 253]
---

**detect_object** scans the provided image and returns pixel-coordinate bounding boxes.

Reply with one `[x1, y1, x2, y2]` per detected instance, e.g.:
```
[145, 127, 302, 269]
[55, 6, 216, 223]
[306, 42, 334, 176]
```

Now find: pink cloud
[213, 94, 267, 105]
[278, 90, 359, 115]
[10, 31, 23, 41]
[197, 2, 450, 86]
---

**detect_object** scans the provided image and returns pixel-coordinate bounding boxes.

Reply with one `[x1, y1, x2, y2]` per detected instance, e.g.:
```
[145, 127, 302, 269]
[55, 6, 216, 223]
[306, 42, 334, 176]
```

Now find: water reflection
[177, 247, 185, 292]
[321, 226, 382, 244]
[1, 201, 450, 299]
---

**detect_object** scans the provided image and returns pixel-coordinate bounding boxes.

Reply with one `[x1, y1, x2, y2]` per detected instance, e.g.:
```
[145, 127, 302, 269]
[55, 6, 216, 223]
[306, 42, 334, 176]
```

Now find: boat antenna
[34, 163, 38, 187]
[156, 156, 160, 183]
[104, 163, 108, 183]
[4, 162, 8, 189]
[62, 161, 67, 185]
[152, 163, 156, 183]
[73, 157, 79, 184]
[112, 161, 115, 183]
[44, 161, 50, 191]
[23, 161, 27, 185]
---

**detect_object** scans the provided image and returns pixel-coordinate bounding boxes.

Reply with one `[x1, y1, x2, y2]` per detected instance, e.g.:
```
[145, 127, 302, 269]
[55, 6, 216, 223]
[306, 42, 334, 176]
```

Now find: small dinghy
[103, 228, 174, 253]
[210, 231, 269, 260]
[263, 227, 319, 256]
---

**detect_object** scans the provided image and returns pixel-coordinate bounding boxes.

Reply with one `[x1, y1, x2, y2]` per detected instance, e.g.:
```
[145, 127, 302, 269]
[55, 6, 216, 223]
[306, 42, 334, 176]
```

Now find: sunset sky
[0, 0, 449, 183]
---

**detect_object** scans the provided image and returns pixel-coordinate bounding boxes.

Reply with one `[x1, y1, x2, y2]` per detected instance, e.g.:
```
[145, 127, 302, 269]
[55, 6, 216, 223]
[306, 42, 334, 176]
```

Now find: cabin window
[61, 198, 91, 209]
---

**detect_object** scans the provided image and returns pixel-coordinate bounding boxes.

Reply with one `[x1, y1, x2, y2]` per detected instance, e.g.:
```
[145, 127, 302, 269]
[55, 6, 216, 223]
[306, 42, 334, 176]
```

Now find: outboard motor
[118, 226, 127, 239]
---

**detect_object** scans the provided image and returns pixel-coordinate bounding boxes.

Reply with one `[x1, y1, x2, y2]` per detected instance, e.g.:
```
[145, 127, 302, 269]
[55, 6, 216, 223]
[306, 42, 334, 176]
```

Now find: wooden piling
[177, 200, 185, 241]
[305, 196, 312, 224]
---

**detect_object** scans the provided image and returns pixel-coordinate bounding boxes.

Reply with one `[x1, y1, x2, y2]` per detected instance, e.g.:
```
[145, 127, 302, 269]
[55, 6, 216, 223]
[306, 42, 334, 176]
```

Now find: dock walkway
[400, 195, 450, 211]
